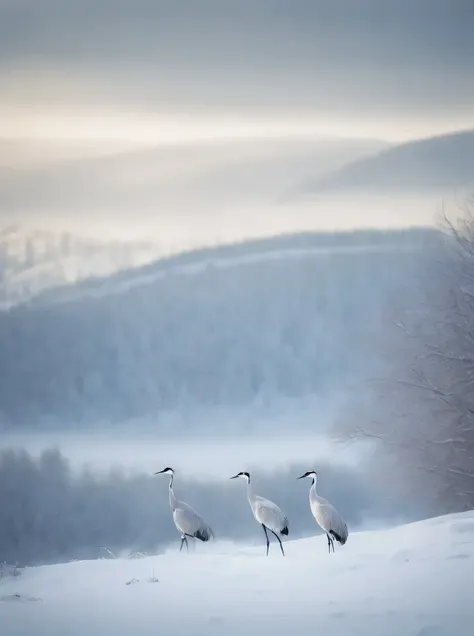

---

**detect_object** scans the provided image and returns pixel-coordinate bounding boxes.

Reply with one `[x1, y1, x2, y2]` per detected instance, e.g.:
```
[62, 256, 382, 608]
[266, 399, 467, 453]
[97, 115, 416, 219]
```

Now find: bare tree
[334, 199, 474, 515]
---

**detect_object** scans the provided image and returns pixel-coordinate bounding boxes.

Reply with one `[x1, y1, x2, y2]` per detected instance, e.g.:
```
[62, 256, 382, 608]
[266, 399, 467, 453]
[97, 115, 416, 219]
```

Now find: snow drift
[1, 511, 473, 636]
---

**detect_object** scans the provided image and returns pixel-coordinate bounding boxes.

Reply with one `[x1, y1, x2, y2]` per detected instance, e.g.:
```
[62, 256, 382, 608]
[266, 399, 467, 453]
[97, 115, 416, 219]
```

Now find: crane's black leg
[180, 535, 186, 552]
[188, 534, 196, 552]
[326, 533, 335, 553]
[270, 530, 285, 556]
[262, 524, 270, 556]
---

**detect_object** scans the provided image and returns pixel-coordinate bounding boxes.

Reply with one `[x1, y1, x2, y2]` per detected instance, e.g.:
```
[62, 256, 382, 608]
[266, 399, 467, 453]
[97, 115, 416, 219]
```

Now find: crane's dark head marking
[154, 467, 174, 475]
[230, 471, 250, 482]
[297, 470, 317, 480]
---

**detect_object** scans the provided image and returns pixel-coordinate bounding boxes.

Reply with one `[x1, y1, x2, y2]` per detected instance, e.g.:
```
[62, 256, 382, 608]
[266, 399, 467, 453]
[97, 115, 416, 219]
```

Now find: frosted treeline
[0, 229, 439, 429]
[0, 447, 408, 567]
[0, 227, 165, 309]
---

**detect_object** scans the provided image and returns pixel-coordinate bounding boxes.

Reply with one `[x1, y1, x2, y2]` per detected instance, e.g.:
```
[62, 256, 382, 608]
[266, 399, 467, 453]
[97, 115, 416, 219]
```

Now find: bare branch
[334, 194, 474, 513]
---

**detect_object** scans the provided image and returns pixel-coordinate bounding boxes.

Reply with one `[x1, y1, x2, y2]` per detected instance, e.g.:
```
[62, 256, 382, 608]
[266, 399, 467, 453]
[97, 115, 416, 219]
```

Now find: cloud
[0, 0, 473, 125]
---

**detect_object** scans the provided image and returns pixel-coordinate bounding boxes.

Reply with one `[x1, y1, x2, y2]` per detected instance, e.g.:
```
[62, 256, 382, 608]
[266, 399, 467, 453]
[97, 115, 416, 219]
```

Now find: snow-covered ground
[1, 511, 473, 636]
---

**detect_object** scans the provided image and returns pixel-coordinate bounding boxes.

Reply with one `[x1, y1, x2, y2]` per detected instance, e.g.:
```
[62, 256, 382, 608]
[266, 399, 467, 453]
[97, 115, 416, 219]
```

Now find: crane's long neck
[309, 476, 321, 503]
[245, 477, 257, 506]
[168, 474, 178, 511]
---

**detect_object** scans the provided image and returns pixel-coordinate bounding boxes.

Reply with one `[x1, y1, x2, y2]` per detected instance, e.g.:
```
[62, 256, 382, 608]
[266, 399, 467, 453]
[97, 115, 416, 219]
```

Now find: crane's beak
[229, 474, 239, 479]
[296, 474, 305, 480]
[154, 469, 166, 475]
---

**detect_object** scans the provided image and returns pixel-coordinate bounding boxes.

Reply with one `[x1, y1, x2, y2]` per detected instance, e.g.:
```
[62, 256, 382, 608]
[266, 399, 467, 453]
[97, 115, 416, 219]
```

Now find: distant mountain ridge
[298, 129, 474, 194]
[32, 227, 436, 307]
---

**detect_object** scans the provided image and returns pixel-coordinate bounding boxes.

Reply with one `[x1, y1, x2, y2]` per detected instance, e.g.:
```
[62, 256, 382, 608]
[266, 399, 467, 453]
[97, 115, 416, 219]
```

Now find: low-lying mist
[0, 426, 362, 478]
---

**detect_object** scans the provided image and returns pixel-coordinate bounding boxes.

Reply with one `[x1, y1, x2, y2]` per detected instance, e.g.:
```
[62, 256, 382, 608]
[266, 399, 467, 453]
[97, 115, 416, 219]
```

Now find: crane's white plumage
[230, 471, 289, 556]
[297, 470, 348, 553]
[155, 467, 213, 552]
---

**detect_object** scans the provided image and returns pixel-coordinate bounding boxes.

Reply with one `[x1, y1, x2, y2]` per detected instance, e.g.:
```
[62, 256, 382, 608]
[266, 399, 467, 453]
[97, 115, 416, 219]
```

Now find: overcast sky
[1, 0, 473, 145]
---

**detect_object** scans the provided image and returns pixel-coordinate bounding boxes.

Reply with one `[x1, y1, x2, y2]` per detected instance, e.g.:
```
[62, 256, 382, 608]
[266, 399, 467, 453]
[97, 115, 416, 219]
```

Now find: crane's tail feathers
[330, 529, 347, 545]
[280, 517, 289, 536]
[194, 526, 214, 542]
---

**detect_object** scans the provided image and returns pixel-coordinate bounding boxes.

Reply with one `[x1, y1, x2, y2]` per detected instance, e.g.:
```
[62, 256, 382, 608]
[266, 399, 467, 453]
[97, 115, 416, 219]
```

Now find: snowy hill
[298, 129, 474, 195]
[0, 228, 440, 431]
[1, 511, 473, 636]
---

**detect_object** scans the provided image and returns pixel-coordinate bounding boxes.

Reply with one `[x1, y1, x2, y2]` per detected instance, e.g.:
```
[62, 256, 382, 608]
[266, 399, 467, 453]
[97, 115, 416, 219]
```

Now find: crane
[154, 467, 214, 552]
[297, 470, 348, 553]
[230, 471, 289, 556]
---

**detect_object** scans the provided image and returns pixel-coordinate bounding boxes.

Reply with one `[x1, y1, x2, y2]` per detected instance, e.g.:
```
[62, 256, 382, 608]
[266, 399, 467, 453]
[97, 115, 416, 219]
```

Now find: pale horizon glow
[2, 107, 474, 149]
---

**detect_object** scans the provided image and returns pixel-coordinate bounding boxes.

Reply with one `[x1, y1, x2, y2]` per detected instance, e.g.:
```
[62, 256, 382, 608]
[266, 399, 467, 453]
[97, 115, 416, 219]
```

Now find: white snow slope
[1, 511, 473, 636]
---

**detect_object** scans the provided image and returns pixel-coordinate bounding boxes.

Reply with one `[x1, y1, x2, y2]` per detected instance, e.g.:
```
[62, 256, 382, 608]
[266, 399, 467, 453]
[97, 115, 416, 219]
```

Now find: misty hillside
[298, 129, 474, 194]
[0, 228, 440, 431]
[0, 137, 388, 220]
